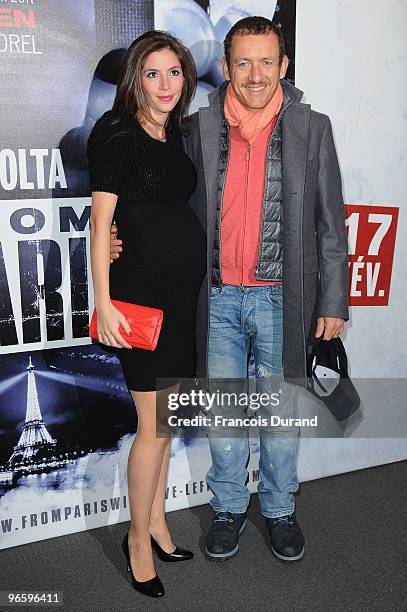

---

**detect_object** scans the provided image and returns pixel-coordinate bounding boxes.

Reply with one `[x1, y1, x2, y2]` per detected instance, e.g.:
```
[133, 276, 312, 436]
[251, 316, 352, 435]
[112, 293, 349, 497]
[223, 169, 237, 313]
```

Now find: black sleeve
[87, 119, 133, 196]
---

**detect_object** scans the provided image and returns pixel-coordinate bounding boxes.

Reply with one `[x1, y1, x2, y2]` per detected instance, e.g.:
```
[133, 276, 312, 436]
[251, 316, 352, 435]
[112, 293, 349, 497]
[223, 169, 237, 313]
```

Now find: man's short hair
[224, 16, 286, 68]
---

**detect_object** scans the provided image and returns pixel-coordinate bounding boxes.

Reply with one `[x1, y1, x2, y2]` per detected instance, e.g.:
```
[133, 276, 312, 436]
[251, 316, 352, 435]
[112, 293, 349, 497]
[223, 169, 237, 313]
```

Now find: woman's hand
[96, 301, 132, 349]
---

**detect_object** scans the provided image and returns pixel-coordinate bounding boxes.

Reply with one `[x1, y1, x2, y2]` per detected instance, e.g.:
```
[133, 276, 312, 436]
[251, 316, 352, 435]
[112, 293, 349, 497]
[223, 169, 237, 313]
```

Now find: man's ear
[279, 55, 289, 80]
[221, 57, 230, 81]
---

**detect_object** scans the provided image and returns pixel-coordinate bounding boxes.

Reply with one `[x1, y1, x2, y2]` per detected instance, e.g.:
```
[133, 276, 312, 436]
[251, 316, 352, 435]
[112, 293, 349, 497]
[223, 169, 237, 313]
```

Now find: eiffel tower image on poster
[8, 357, 57, 464]
[0, 357, 83, 484]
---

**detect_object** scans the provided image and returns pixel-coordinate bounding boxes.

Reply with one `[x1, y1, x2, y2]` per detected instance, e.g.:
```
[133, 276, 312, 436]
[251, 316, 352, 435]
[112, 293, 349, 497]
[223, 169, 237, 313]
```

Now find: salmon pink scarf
[224, 81, 283, 144]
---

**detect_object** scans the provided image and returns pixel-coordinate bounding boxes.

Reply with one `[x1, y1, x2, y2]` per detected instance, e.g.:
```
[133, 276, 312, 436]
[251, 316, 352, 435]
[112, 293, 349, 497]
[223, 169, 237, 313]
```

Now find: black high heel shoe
[151, 535, 194, 562]
[122, 529, 164, 598]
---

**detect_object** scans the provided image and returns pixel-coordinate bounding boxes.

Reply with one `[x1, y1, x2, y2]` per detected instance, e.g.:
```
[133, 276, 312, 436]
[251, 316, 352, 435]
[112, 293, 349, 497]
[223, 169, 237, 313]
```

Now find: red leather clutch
[89, 300, 163, 351]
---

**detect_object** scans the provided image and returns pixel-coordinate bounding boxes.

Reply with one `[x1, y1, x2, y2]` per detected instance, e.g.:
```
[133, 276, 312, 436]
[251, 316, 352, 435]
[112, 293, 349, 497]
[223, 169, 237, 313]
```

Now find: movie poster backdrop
[0, 0, 297, 549]
[2, 0, 406, 550]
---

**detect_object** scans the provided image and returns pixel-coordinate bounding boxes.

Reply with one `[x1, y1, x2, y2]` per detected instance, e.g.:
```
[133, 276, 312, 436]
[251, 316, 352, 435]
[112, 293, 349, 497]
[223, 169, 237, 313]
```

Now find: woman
[87, 31, 206, 598]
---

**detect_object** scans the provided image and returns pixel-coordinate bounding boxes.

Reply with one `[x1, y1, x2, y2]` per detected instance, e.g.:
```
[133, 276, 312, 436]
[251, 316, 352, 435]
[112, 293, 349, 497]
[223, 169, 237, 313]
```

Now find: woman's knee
[135, 430, 171, 450]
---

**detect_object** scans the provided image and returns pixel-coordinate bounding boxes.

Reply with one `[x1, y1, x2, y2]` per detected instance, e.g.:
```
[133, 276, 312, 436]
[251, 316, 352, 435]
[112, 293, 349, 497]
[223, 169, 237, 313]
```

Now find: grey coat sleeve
[316, 116, 349, 320]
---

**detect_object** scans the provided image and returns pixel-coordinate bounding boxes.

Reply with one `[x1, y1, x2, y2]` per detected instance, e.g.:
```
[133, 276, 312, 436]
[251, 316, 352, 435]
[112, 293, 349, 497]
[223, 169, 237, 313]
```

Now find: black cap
[307, 337, 360, 421]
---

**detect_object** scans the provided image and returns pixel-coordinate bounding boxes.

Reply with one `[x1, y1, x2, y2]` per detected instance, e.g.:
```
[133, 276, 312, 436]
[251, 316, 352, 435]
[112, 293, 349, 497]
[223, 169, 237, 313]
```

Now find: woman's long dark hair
[112, 30, 196, 131]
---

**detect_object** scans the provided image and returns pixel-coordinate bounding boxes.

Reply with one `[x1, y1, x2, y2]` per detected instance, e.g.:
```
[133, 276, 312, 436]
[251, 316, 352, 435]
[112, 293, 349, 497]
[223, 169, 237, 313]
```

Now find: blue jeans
[206, 284, 300, 518]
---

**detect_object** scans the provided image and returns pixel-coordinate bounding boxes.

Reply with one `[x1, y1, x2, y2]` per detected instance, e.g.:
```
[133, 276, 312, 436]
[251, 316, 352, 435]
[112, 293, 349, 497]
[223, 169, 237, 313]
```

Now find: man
[110, 17, 348, 563]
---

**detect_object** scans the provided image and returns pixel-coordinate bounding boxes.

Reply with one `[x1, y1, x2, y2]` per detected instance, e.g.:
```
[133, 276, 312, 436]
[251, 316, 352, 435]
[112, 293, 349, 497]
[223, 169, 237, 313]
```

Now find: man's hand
[110, 223, 122, 263]
[315, 317, 345, 340]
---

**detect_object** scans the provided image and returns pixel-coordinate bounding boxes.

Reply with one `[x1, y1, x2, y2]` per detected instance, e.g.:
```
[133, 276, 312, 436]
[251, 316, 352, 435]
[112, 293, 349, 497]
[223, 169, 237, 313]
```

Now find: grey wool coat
[183, 79, 349, 387]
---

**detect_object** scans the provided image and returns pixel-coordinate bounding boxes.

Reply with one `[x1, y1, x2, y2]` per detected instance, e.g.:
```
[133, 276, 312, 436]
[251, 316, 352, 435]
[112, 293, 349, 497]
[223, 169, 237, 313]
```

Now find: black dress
[87, 108, 206, 391]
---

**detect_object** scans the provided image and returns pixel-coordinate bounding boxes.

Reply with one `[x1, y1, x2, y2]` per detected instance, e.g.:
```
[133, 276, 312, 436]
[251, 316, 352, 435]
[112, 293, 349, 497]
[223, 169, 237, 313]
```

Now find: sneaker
[265, 513, 305, 562]
[205, 511, 247, 561]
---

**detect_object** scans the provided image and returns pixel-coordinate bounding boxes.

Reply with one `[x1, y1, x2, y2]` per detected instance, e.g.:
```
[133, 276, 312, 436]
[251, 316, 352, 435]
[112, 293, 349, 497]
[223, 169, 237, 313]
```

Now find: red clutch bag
[89, 300, 163, 351]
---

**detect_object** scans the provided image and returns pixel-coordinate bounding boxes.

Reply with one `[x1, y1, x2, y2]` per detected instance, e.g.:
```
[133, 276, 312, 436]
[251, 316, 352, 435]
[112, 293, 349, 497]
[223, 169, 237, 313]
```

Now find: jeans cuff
[210, 502, 248, 515]
[261, 508, 295, 519]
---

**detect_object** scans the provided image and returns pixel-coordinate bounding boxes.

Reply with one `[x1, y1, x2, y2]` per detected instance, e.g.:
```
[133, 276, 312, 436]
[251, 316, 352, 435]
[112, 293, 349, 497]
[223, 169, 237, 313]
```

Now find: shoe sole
[271, 545, 305, 563]
[205, 519, 247, 561]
